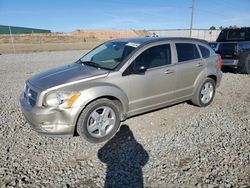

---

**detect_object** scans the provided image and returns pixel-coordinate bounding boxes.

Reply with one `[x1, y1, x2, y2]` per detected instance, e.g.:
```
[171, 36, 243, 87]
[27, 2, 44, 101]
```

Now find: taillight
[217, 54, 222, 69]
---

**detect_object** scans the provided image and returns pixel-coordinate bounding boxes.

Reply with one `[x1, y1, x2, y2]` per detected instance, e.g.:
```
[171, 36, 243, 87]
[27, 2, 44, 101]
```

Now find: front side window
[133, 44, 171, 69]
[79, 41, 139, 70]
[175, 43, 200, 62]
[199, 45, 210, 58]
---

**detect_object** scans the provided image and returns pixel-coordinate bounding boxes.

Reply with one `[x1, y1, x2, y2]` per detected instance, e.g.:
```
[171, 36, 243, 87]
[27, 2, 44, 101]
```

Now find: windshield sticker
[126, 42, 140, 48]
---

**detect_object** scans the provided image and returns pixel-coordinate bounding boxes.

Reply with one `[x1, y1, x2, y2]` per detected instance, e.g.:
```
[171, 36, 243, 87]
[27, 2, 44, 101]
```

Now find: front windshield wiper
[78, 59, 113, 71]
[79, 60, 101, 69]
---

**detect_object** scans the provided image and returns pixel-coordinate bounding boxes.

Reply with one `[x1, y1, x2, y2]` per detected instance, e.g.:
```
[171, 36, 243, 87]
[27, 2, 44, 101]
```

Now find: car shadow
[97, 124, 149, 188]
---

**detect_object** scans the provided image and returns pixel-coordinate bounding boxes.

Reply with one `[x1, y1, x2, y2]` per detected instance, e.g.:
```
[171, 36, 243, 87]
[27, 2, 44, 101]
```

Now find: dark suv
[210, 27, 250, 74]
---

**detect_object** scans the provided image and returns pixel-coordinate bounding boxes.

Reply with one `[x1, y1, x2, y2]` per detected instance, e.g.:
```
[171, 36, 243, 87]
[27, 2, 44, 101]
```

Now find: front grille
[24, 84, 38, 107]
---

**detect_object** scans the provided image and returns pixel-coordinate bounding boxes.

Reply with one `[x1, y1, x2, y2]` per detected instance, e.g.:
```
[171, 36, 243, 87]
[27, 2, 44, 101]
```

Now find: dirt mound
[71, 29, 149, 40]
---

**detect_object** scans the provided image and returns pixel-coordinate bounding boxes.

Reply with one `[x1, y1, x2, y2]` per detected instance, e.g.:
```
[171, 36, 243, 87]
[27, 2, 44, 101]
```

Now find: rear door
[174, 42, 204, 99]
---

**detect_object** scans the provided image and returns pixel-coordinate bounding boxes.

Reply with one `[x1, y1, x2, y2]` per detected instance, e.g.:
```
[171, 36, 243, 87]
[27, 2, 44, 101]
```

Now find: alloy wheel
[87, 106, 116, 138]
[200, 82, 214, 104]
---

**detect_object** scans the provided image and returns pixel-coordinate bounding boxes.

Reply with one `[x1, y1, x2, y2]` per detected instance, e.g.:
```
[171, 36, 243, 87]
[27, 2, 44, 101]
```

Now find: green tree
[209, 26, 216, 30]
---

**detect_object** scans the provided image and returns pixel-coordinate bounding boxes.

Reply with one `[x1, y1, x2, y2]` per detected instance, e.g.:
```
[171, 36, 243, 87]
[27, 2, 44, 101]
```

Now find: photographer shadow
[98, 124, 149, 188]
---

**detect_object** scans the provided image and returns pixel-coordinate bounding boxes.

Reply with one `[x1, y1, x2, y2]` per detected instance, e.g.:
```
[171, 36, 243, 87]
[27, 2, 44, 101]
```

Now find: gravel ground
[0, 50, 249, 188]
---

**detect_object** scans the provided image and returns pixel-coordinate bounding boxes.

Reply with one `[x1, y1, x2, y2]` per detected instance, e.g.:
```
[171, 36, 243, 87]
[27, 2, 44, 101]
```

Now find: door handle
[164, 69, 174, 74]
[196, 62, 203, 67]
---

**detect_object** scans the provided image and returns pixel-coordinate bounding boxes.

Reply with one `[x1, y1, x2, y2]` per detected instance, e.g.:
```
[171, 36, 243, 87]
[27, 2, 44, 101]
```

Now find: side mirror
[133, 65, 147, 74]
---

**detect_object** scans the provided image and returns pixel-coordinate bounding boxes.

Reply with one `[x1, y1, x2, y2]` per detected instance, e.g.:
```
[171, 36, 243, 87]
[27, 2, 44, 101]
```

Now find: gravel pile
[0, 50, 249, 187]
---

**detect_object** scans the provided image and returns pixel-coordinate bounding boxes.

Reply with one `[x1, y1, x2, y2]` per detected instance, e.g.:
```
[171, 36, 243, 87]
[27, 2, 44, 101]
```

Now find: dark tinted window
[176, 43, 200, 62]
[218, 43, 236, 52]
[217, 29, 250, 42]
[198, 45, 210, 58]
[217, 30, 227, 42]
[134, 44, 171, 69]
[228, 30, 246, 40]
[209, 42, 218, 50]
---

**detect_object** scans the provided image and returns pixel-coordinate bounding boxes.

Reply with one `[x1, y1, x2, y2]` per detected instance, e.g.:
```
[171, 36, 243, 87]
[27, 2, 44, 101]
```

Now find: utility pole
[8, 26, 16, 54]
[189, 0, 195, 37]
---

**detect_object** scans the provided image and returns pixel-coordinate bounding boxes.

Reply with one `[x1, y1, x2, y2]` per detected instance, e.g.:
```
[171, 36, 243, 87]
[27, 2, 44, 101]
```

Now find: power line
[196, 8, 229, 18]
[208, 0, 240, 11]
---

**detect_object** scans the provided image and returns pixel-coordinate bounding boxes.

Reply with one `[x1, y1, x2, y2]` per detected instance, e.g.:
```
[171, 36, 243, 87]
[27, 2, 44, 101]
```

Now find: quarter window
[176, 43, 200, 62]
[133, 44, 171, 69]
[198, 45, 210, 58]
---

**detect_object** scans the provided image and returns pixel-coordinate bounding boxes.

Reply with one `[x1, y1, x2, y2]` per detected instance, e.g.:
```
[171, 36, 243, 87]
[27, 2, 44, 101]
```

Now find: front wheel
[76, 98, 121, 143]
[191, 78, 216, 107]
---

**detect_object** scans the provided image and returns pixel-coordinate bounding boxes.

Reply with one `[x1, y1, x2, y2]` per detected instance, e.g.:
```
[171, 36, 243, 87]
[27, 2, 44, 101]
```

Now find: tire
[76, 98, 121, 143]
[238, 54, 250, 74]
[191, 78, 216, 107]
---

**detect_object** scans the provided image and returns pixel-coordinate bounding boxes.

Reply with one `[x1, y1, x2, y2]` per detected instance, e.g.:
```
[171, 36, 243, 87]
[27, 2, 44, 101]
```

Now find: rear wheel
[191, 78, 216, 107]
[77, 98, 121, 143]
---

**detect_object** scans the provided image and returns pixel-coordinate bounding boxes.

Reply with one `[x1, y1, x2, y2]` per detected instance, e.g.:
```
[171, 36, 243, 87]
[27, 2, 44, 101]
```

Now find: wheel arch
[72, 86, 128, 136]
[193, 68, 219, 95]
[207, 74, 217, 85]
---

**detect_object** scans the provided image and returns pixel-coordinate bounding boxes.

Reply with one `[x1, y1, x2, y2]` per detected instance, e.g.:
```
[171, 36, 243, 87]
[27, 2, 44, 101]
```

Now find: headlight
[44, 92, 81, 108]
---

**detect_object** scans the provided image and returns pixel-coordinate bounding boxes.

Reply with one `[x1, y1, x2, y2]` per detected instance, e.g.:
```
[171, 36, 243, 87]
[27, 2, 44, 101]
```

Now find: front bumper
[20, 97, 79, 136]
[222, 59, 239, 66]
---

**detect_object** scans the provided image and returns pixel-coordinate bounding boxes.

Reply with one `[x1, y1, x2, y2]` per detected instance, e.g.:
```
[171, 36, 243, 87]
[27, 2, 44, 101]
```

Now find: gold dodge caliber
[20, 37, 222, 143]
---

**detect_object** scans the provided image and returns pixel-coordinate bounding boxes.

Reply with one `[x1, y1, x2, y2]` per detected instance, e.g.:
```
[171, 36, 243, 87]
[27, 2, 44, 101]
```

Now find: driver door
[126, 43, 176, 115]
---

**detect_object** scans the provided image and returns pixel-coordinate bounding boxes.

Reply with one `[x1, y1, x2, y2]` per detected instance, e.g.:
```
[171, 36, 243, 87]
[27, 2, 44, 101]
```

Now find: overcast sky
[0, 0, 250, 32]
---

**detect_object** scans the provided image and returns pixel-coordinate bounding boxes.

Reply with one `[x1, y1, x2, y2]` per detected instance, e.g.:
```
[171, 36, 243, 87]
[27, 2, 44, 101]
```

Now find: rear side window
[175, 43, 200, 62]
[198, 45, 210, 58]
[217, 30, 227, 42]
[134, 44, 171, 69]
[228, 30, 247, 40]
[217, 29, 250, 42]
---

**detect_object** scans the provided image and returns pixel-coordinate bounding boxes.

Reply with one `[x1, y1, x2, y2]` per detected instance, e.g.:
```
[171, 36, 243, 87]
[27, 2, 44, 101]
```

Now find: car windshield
[79, 41, 140, 70]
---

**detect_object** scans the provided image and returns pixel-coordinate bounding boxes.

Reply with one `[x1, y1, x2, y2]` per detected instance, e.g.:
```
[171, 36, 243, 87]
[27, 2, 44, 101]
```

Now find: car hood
[29, 63, 109, 90]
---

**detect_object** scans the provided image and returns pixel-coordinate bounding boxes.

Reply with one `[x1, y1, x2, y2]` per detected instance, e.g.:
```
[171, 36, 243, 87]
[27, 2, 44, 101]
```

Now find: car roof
[222, 27, 250, 31]
[111, 37, 208, 45]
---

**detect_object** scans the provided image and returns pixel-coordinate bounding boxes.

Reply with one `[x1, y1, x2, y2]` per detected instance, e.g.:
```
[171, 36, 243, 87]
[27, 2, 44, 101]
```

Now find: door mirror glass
[133, 65, 147, 73]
